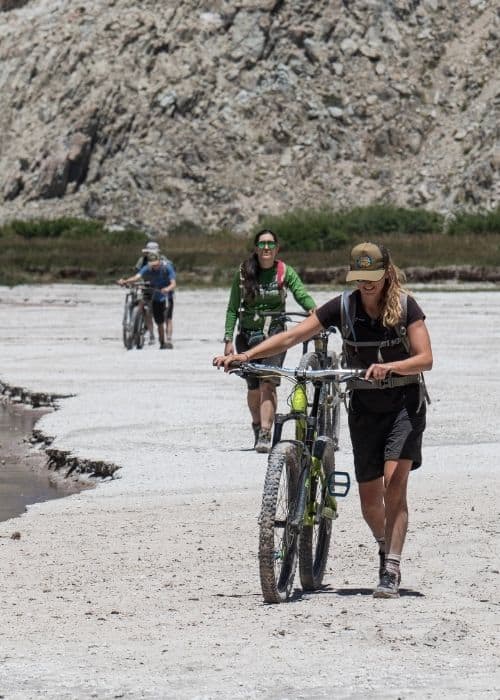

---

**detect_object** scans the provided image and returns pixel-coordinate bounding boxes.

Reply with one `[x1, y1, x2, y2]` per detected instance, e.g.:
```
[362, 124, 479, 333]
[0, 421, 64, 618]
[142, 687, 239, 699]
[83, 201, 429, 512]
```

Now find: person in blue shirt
[119, 252, 176, 349]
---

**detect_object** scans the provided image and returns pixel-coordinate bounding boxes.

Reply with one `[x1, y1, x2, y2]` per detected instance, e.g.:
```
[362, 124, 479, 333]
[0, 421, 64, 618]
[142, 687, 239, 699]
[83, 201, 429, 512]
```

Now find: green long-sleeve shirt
[224, 262, 316, 339]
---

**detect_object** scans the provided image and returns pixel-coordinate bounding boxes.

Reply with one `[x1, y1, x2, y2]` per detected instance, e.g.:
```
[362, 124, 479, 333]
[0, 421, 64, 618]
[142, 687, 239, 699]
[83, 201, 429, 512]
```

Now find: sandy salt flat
[0, 284, 498, 699]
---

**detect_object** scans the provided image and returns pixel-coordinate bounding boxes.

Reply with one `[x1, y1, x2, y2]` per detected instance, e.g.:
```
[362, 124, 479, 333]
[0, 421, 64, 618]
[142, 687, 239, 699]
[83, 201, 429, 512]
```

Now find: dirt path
[0, 285, 498, 699]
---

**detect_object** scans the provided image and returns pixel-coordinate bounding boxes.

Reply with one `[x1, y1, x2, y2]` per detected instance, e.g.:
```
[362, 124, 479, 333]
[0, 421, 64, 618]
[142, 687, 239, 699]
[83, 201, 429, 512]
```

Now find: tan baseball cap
[345, 242, 389, 282]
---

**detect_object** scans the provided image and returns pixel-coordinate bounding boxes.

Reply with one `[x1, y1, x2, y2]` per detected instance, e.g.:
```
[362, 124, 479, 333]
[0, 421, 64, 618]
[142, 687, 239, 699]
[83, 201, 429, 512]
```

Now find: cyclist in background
[118, 252, 176, 349]
[134, 241, 163, 344]
[222, 229, 316, 453]
[215, 242, 433, 599]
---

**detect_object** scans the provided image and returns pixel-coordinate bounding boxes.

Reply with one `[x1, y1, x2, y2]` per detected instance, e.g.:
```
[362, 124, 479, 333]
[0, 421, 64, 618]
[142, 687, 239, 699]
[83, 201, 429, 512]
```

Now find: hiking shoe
[373, 570, 400, 599]
[165, 340, 173, 349]
[255, 428, 272, 454]
[379, 551, 385, 582]
[252, 423, 261, 448]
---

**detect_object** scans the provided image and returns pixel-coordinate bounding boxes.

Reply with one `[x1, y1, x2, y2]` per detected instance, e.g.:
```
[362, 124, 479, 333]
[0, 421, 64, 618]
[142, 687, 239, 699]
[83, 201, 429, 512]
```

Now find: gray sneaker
[165, 340, 173, 349]
[148, 334, 155, 345]
[373, 570, 400, 599]
[255, 428, 272, 454]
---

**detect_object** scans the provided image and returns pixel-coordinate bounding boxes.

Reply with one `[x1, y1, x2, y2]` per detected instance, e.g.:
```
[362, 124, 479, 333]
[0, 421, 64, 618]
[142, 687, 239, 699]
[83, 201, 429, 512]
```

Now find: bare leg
[157, 322, 165, 346]
[247, 388, 261, 425]
[358, 477, 385, 543]
[166, 318, 173, 341]
[259, 381, 277, 431]
[383, 458, 412, 556]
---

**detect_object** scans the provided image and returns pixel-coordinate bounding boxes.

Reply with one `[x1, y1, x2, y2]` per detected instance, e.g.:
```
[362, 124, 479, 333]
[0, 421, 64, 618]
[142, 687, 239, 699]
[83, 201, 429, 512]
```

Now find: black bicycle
[122, 283, 152, 350]
[233, 362, 365, 603]
[257, 311, 342, 449]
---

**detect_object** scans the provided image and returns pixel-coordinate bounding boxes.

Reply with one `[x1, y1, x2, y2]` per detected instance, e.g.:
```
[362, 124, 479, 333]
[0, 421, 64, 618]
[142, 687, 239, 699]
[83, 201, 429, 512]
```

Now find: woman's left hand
[365, 363, 392, 381]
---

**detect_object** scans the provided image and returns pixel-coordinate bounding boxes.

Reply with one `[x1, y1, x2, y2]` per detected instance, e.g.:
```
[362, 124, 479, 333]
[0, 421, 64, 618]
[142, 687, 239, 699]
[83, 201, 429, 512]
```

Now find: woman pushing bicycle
[214, 242, 433, 599]
[222, 229, 316, 453]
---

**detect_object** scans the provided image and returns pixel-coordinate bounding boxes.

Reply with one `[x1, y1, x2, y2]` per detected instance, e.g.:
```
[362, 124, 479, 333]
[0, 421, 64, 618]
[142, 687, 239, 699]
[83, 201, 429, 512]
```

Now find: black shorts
[152, 298, 174, 325]
[348, 403, 426, 483]
[235, 332, 285, 390]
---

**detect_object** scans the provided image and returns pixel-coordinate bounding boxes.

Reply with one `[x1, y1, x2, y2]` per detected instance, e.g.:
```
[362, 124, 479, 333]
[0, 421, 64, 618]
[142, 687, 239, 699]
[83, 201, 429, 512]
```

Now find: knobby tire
[131, 306, 146, 349]
[299, 436, 336, 591]
[259, 441, 301, 604]
[123, 302, 135, 350]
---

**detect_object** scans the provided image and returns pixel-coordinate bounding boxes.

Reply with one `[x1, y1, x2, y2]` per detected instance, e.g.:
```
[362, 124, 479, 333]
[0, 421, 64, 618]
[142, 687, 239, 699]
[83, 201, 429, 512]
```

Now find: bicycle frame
[239, 363, 363, 525]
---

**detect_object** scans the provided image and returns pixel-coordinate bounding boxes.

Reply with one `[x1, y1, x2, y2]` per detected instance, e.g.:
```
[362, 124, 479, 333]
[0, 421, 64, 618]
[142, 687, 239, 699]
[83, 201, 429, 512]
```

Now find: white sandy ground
[0, 284, 498, 700]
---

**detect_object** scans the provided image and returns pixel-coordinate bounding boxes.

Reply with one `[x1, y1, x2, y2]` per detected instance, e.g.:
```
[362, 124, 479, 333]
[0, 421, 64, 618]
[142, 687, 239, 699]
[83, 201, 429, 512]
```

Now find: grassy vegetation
[0, 207, 499, 287]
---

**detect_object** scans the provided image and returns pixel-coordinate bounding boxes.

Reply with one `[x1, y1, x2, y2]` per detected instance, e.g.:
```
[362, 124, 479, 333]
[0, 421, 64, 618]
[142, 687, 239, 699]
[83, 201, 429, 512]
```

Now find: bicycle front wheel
[259, 441, 301, 603]
[131, 307, 146, 349]
[299, 436, 336, 591]
[123, 303, 134, 350]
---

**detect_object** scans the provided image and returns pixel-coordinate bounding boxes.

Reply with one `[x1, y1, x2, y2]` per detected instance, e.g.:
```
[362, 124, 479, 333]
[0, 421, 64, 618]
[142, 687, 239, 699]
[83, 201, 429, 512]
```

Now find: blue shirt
[139, 261, 176, 302]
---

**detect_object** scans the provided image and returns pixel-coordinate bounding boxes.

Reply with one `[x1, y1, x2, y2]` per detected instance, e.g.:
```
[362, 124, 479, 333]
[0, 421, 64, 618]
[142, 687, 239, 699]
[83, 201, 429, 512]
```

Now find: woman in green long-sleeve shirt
[222, 229, 316, 453]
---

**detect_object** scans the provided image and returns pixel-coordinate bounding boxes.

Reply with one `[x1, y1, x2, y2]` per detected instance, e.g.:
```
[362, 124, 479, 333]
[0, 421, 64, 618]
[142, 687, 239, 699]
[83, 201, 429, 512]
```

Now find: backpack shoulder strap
[238, 263, 245, 331]
[276, 260, 286, 289]
[340, 290, 356, 341]
[394, 292, 410, 353]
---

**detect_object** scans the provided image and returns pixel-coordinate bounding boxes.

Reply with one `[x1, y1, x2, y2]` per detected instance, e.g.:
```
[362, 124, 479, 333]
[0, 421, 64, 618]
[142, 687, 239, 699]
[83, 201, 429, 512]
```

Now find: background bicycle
[121, 282, 153, 350]
[234, 362, 364, 604]
[260, 311, 343, 449]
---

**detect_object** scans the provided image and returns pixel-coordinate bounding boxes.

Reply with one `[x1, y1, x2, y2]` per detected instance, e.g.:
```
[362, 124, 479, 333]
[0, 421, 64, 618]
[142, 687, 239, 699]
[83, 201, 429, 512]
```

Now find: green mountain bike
[234, 363, 364, 604]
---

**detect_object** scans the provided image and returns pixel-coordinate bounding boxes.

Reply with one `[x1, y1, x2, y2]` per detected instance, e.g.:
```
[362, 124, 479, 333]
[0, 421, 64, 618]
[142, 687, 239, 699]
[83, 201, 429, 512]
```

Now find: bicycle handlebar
[231, 362, 366, 383]
[121, 281, 152, 289]
[255, 310, 337, 335]
[256, 310, 309, 320]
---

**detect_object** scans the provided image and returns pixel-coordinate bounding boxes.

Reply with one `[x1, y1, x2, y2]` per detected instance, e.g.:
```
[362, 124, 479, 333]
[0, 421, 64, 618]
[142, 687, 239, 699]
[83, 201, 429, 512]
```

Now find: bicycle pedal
[328, 470, 351, 497]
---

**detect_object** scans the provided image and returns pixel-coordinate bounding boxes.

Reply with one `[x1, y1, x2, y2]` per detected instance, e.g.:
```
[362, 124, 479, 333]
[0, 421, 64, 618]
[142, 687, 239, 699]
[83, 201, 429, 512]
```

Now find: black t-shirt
[316, 291, 426, 413]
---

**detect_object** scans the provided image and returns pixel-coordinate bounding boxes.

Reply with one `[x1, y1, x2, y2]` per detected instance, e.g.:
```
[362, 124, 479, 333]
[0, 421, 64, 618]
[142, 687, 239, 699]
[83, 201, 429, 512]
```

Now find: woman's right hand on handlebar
[213, 352, 249, 371]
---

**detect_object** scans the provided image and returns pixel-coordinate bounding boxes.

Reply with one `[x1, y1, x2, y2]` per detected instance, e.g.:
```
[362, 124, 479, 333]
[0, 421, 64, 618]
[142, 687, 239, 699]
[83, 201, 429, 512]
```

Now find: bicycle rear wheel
[295, 352, 320, 441]
[299, 436, 336, 591]
[318, 352, 341, 448]
[131, 307, 146, 349]
[259, 441, 301, 603]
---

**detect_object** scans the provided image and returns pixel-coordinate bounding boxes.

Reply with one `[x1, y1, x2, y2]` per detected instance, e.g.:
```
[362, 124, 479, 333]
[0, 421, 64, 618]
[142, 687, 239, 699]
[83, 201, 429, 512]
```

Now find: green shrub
[336, 205, 443, 237]
[447, 207, 500, 236]
[256, 208, 348, 251]
[107, 228, 147, 246]
[256, 205, 443, 251]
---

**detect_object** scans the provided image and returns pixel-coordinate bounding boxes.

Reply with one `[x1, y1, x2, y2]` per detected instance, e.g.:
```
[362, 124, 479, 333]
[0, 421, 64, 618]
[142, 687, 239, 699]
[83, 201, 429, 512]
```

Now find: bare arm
[118, 273, 142, 286]
[213, 312, 324, 370]
[162, 279, 176, 294]
[365, 319, 433, 380]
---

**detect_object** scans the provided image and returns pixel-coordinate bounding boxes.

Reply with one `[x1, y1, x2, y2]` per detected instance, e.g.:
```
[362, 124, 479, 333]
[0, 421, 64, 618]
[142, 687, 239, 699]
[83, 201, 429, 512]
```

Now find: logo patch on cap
[355, 255, 373, 270]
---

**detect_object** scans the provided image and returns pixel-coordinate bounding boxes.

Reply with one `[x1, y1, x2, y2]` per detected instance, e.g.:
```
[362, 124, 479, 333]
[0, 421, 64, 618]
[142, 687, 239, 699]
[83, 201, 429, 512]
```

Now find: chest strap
[346, 374, 421, 390]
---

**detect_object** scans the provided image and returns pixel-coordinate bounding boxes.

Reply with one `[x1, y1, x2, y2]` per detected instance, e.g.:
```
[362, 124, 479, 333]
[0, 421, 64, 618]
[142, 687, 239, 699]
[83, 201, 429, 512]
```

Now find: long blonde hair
[381, 258, 409, 328]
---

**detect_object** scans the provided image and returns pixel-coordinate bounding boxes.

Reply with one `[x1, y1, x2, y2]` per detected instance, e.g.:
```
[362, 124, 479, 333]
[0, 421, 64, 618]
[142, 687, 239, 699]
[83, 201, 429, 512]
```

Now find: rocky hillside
[0, 0, 498, 234]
